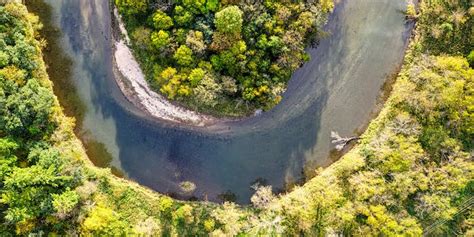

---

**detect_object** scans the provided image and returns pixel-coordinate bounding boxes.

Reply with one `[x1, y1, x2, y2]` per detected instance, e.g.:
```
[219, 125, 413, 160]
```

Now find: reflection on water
[28, 0, 412, 203]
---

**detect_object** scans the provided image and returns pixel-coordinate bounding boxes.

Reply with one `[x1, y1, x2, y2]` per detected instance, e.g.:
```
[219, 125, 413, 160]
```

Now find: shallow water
[28, 0, 412, 203]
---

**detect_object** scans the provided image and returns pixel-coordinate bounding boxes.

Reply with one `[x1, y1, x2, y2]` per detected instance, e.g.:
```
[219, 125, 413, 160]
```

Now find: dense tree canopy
[418, 0, 473, 55]
[116, 0, 333, 115]
[0, 3, 82, 234]
[0, 1, 472, 236]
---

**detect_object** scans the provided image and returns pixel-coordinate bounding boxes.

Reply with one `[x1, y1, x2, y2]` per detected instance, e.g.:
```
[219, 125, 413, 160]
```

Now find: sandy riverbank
[111, 8, 218, 127]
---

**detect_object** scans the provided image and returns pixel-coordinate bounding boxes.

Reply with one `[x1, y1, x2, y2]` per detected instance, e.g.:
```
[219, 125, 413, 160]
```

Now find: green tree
[174, 6, 193, 26]
[0, 138, 18, 181]
[52, 189, 80, 219]
[221, 76, 238, 94]
[0, 50, 8, 67]
[152, 10, 173, 30]
[1, 79, 55, 138]
[81, 205, 128, 236]
[131, 27, 152, 50]
[206, 0, 219, 12]
[151, 30, 170, 50]
[182, 0, 206, 14]
[2, 156, 74, 234]
[0, 65, 27, 86]
[186, 30, 206, 53]
[157, 68, 190, 99]
[173, 45, 194, 66]
[214, 6, 243, 35]
[189, 68, 205, 86]
[115, 0, 148, 16]
[193, 74, 222, 107]
[156, 67, 177, 86]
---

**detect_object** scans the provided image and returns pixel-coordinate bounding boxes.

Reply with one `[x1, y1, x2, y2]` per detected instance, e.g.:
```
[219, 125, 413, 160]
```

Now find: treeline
[0, 3, 84, 234]
[115, 0, 334, 116]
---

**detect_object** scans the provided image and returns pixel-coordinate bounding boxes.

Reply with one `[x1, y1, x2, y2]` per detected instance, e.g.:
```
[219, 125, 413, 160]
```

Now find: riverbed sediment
[111, 8, 218, 127]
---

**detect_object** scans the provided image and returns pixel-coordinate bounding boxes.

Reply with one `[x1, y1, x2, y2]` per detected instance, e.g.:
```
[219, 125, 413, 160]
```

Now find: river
[26, 0, 413, 203]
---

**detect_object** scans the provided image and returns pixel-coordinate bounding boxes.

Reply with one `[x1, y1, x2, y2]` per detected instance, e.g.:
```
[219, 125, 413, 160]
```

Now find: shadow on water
[25, 0, 84, 123]
[27, 0, 413, 203]
[26, 0, 123, 177]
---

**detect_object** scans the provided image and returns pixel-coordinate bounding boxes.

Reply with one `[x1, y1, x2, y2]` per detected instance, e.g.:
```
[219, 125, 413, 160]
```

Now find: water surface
[28, 0, 412, 203]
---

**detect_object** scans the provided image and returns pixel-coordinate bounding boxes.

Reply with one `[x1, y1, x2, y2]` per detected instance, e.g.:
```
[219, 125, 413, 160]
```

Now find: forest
[115, 0, 333, 116]
[0, 0, 473, 236]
